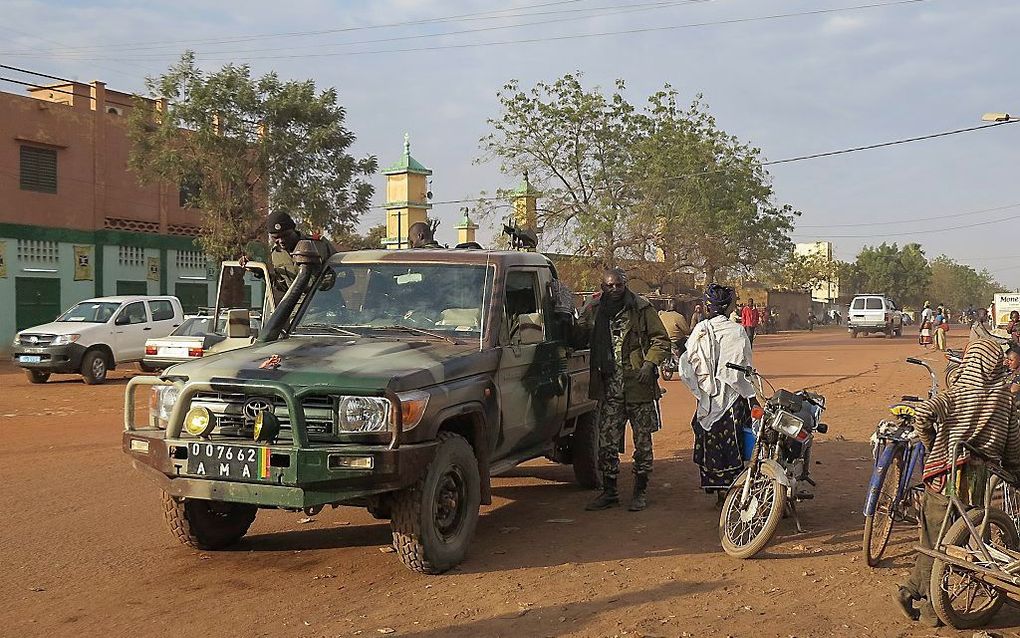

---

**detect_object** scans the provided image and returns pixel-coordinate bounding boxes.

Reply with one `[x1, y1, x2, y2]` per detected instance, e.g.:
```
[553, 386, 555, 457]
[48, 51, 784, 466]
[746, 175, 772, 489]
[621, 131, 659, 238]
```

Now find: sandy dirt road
[1, 327, 1013, 638]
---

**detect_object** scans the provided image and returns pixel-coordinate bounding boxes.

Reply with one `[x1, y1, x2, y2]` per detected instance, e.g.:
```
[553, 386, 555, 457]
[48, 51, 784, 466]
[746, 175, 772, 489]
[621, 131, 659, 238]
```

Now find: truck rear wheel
[162, 493, 257, 550]
[25, 370, 50, 384]
[390, 432, 480, 574]
[571, 412, 601, 490]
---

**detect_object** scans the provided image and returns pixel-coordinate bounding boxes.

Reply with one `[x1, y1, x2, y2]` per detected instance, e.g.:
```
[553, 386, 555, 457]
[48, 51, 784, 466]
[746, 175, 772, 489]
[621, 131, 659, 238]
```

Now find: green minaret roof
[511, 170, 542, 197]
[383, 133, 432, 176]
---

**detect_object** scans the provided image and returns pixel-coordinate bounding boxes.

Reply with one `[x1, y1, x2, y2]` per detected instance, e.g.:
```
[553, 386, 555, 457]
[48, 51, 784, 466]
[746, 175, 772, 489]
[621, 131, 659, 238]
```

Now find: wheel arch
[433, 403, 493, 505]
[84, 343, 117, 370]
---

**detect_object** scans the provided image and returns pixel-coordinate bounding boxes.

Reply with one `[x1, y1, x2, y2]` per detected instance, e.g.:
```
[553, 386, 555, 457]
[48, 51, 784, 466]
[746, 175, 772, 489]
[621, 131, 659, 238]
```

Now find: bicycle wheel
[862, 446, 903, 567]
[719, 469, 786, 559]
[930, 508, 1018, 629]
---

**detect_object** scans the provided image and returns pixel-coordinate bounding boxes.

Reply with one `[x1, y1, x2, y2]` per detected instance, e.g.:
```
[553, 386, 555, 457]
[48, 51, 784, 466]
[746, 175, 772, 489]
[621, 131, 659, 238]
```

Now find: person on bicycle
[896, 338, 1020, 625]
[679, 283, 756, 507]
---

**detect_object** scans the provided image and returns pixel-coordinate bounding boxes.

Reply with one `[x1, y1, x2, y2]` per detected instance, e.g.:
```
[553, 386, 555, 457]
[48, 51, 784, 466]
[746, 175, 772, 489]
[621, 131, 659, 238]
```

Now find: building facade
[0, 80, 216, 351]
[795, 240, 840, 306]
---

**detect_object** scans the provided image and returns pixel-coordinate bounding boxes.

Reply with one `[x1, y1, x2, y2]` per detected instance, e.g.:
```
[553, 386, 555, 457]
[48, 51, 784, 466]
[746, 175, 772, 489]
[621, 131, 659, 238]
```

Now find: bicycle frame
[864, 439, 924, 517]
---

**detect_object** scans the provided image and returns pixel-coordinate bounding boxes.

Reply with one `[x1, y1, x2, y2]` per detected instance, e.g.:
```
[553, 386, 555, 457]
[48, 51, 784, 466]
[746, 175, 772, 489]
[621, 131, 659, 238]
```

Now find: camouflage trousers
[596, 397, 660, 480]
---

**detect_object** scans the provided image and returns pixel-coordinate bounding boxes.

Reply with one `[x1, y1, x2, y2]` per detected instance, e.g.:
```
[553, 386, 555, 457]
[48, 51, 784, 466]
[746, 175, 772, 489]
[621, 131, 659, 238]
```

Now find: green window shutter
[20, 146, 58, 194]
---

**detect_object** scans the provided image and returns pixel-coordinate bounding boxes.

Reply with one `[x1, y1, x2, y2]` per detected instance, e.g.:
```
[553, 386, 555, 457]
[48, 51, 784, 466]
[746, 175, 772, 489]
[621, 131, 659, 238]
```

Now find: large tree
[631, 89, 797, 284]
[478, 74, 642, 267]
[845, 242, 931, 308]
[128, 52, 377, 262]
[927, 255, 1001, 310]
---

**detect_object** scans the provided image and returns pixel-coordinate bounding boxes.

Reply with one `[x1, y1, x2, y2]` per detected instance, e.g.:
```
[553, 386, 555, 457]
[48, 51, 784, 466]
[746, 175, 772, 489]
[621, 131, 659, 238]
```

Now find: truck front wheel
[162, 493, 257, 550]
[81, 350, 109, 385]
[390, 432, 480, 574]
[571, 412, 601, 490]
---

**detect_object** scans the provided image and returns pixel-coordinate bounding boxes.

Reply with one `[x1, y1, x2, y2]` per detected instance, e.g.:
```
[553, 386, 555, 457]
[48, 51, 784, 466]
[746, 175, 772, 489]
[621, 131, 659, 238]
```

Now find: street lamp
[982, 112, 1013, 122]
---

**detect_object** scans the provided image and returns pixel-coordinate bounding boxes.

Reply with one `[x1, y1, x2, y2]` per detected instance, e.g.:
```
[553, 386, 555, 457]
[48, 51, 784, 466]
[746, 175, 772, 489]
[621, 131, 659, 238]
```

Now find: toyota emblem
[243, 397, 274, 421]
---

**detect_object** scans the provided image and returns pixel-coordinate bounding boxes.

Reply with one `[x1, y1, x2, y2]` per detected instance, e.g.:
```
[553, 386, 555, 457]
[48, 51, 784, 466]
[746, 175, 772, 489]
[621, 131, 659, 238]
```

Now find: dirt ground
[2, 327, 1015, 638]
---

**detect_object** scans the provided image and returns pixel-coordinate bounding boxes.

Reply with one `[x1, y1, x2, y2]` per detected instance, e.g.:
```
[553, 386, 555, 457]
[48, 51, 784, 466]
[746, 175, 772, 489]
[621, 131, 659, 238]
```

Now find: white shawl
[679, 314, 756, 430]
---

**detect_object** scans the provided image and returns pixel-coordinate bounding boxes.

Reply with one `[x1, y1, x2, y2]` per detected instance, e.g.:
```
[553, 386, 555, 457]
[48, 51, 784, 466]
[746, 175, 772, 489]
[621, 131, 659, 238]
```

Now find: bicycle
[861, 356, 937, 567]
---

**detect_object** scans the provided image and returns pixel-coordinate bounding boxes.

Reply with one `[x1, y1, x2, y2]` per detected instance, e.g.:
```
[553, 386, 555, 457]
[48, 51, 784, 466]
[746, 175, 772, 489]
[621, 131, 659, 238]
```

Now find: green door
[116, 280, 148, 296]
[175, 282, 208, 314]
[16, 277, 61, 330]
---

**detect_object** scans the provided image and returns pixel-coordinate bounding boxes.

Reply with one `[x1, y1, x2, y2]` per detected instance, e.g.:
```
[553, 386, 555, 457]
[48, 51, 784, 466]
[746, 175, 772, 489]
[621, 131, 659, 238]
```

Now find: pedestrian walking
[741, 298, 760, 346]
[896, 339, 1020, 625]
[679, 284, 756, 507]
[578, 268, 671, 512]
[918, 301, 934, 348]
[1008, 310, 1020, 344]
[933, 306, 947, 351]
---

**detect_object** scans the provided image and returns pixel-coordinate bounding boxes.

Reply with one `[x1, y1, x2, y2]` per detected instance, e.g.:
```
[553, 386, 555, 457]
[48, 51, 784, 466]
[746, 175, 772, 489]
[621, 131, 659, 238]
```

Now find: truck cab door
[113, 301, 151, 361]
[495, 268, 568, 456]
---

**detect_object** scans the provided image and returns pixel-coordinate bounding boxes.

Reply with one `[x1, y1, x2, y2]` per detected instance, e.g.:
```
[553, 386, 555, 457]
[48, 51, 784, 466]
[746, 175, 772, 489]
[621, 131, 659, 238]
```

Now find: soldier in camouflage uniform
[243, 211, 334, 303]
[578, 268, 670, 511]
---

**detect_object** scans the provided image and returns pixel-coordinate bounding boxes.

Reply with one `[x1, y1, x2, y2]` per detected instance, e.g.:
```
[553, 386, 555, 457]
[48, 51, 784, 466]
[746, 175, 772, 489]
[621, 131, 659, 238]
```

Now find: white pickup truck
[11, 296, 184, 384]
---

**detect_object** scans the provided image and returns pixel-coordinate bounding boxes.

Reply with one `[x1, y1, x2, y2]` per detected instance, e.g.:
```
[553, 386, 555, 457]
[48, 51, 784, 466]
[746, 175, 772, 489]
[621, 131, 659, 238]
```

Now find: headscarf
[915, 338, 1019, 486]
[704, 283, 735, 317]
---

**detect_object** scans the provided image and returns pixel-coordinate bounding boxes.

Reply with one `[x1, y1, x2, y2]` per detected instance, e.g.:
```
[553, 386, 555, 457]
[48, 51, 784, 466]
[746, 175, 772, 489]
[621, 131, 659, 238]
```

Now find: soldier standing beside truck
[241, 211, 334, 300]
[579, 268, 670, 512]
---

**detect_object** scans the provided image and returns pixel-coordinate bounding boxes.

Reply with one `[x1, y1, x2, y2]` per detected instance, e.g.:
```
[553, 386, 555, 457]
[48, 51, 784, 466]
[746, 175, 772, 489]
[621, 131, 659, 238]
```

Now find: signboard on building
[993, 293, 1020, 328]
[147, 256, 160, 282]
[73, 245, 93, 281]
[0, 240, 6, 278]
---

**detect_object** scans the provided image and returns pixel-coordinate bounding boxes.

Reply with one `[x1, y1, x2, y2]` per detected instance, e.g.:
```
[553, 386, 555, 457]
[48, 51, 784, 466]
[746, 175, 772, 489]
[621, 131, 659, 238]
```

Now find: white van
[847, 294, 903, 338]
[11, 296, 184, 384]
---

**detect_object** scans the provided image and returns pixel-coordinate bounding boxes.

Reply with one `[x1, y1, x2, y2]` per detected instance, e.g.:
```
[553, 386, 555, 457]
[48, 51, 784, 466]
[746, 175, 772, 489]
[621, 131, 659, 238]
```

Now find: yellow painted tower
[382, 133, 432, 249]
[511, 170, 541, 231]
[455, 208, 479, 245]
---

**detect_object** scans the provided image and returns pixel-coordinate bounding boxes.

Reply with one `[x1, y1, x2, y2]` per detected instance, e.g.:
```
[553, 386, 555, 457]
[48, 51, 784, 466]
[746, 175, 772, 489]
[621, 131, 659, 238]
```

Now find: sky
[3, 0, 1019, 287]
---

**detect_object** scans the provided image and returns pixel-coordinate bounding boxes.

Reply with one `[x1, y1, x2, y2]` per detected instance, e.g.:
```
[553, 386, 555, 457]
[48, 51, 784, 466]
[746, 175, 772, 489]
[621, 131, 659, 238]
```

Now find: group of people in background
[918, 300, 951, 351]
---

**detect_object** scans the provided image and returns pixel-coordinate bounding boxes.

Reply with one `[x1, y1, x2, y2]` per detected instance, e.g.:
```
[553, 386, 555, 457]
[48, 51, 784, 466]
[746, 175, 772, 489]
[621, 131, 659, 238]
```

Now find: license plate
[160, 347, 190, 358]
[186, 442, 270, 480]
[19, 355, 41, 363]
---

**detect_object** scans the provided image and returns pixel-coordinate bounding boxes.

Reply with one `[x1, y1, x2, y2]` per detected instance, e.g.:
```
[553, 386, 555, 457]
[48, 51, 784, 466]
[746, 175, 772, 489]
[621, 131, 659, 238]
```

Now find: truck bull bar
[124, 376, 404, 449]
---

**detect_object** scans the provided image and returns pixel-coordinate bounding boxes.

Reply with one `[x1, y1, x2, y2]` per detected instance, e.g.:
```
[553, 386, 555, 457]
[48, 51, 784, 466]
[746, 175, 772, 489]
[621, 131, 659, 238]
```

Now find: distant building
[795, 241, 839, 306]
[0, 79, 218, 350]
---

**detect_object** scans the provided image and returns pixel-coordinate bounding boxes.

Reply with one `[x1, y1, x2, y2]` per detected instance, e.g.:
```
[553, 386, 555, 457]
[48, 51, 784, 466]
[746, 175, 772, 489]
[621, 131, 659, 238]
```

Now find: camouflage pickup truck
[124, 244, 597, 573]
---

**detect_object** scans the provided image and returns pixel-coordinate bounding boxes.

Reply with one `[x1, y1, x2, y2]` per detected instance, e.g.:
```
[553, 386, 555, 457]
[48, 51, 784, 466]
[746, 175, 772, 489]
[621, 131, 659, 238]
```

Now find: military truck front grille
[188, 391, 336, 438]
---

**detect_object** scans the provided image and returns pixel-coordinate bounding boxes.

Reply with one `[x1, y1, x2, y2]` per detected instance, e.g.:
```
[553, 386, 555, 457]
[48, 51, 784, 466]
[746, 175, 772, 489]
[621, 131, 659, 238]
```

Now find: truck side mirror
[292, 240, 325, 266]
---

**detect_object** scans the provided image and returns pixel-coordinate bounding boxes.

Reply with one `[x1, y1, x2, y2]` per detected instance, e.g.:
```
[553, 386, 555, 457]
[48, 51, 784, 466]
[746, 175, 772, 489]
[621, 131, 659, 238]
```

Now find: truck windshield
[57, 302, 122, 323]
[295, 263, 492, 338]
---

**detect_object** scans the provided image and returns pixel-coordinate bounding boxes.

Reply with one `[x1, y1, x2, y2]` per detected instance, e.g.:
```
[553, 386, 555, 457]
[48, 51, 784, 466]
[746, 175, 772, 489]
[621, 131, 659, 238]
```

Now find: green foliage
[761, 251, 838, 292]
[333, 225, 386, 251]
[927, 255, 1002, 310]
[844, 243, 931, 308]
[127, 52, 377, 260]
[478, 74, 796, 282]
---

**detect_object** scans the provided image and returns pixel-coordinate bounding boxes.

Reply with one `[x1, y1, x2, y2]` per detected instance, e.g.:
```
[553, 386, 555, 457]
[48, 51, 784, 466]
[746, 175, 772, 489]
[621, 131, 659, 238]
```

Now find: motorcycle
[660, 345, 681, 381]
[718, 362, 828, 558]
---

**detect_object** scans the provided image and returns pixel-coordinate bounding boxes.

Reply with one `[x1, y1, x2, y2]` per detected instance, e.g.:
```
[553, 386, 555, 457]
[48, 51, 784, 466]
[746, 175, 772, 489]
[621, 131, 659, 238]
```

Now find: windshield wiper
[293, 323, 362, 337]
[370, 325, 457, 344]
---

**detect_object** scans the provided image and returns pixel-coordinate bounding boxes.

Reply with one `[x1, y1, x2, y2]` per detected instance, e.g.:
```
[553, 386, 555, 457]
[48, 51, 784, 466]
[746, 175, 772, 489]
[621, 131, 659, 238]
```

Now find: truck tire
[25, 370, 50, 384]
[162, 493, 257, 550]
[571, 412, 601, 490]
[81, 350, 109, 385]
[390, 431, 480, 574]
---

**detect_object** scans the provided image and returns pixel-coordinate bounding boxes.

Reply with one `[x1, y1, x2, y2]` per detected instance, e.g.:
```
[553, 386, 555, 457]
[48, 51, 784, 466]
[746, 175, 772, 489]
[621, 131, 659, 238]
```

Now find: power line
[793, 210, 1020, 239]
[0, 76, 96, 100]
[33, 0, 933, 62]
[374, 119, 1019, 210]
[0, 0, 596, 55]
[39, 0, 711, 60]
[0, 63, 77, 83]
[797, 202, 1020, 228]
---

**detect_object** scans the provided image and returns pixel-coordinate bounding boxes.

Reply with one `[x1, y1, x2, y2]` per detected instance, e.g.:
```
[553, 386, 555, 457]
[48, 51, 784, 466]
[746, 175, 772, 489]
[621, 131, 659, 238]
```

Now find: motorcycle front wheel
[719, 469, 786, 559]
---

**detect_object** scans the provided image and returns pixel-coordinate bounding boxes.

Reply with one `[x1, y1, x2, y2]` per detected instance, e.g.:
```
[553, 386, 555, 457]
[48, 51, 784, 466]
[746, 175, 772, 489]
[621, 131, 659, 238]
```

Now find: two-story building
[0, 79, 220, 351]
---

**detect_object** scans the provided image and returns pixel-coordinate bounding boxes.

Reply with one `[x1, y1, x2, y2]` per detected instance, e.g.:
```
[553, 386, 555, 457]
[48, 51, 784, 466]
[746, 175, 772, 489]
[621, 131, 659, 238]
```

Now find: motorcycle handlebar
[905, 357, 923, 365]
[726, 362, 754, 375]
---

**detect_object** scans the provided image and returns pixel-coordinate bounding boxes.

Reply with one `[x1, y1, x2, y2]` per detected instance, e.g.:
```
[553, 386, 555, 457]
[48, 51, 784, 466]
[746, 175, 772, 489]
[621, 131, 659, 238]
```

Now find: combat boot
[585, 477, 619, 510]
[629, 474, 649, 511]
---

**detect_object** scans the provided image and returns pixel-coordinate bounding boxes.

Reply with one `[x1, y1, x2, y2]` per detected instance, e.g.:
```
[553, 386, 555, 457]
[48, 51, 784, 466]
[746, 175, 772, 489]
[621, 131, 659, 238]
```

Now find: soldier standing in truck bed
[578, 268, 670, 512]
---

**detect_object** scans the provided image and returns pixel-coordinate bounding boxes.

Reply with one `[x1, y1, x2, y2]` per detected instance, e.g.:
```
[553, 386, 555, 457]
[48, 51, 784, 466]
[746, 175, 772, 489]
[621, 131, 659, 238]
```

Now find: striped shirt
[914, 339, 1020, 487]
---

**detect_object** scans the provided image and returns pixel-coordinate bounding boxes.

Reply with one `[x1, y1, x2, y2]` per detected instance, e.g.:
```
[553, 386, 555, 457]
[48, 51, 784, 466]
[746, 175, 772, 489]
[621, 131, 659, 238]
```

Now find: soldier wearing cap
[243, 211, 332, 299]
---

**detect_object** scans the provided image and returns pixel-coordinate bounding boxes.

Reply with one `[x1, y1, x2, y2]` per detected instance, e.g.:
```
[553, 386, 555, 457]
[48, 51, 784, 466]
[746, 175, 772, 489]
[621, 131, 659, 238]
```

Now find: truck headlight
[337, 396, 390, 433]
[12, 332, 22, 346]
[396, 390, 429, 430]
[51, 334, 80, 346]
[149, 385, 180, 429]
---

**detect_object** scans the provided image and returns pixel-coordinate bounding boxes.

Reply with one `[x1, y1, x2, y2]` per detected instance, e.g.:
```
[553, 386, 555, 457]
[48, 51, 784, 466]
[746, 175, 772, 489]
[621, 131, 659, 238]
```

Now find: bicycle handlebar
[726, 362, 754, 375]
